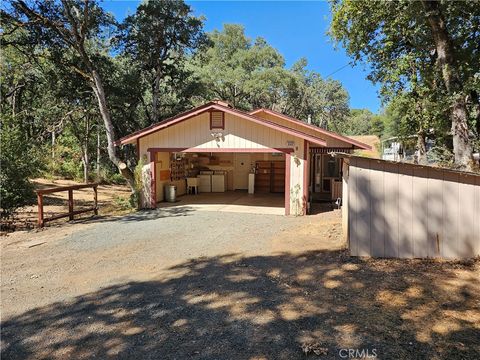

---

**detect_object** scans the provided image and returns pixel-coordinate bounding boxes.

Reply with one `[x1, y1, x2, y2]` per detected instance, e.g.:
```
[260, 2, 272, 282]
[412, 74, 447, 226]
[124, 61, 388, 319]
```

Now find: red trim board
[149, 151, 157, 208]
[303, 140, 309, 215]
[147, 147, 295, 154]
[285, 153, 291, 216]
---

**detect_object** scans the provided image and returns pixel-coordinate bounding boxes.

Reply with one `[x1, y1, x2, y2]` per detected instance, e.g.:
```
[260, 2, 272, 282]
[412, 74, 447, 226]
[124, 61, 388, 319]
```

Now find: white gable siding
[138, 112, 304, 158]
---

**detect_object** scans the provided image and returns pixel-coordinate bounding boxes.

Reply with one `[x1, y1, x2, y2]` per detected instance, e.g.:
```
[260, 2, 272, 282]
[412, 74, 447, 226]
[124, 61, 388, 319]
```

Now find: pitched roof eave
[115, 103, 327, 147]
[249, 108, 371, 150]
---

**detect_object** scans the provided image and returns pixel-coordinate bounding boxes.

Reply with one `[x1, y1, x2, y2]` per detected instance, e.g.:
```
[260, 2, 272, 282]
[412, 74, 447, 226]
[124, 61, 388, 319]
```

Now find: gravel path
[2, 208, 479, 360]
[2, 208, 331, 319]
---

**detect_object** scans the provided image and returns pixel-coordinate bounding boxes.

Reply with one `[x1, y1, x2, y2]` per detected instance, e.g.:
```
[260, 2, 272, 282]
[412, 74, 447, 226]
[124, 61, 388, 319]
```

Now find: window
[210, 111, 224, 129]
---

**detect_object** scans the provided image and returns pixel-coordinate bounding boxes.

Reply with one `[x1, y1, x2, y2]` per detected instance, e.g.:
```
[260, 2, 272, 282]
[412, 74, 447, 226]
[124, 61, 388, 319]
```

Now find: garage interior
[153, 151, 286, 215]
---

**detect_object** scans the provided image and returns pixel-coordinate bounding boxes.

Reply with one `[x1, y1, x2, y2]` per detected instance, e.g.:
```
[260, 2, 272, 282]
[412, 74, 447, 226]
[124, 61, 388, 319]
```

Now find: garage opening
[154, 151, 286, 215]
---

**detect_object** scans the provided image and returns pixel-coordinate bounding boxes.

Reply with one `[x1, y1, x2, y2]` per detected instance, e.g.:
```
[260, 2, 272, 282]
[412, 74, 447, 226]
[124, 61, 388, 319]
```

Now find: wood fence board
[398, 165, 414, 258]
[348, 158, 358, 256]
[412, 167, 429, 258]
[369, 161, 385, 257]
[356, 163, 371, 256]
[442, 171, 459, 258]
[457, 175, 476, 258]
[427, 168, 444, 257]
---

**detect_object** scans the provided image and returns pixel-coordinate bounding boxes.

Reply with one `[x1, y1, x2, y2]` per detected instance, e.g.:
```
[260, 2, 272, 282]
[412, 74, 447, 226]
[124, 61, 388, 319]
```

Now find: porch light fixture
[211, 132, 224, 142]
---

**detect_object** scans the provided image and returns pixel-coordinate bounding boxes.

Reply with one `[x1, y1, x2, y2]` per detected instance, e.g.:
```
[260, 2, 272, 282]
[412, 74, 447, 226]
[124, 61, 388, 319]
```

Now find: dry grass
[4, 178, 133, 232]
[349, 135, 381, 158]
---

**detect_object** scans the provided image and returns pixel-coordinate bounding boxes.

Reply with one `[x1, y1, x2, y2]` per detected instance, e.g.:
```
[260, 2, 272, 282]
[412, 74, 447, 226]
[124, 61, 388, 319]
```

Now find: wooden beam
[68, 190, 74, 220]
[37, 193, 44, 228]
[285, 153, 291, 216]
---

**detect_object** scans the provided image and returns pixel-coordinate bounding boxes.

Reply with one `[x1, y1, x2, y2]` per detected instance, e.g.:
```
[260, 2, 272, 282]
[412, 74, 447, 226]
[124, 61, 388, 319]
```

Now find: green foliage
[336, 108, 387, 137]
[329, 0, 480, 163]
[193, 25, 350, 127]
[131, 156, 147, 208]
[117, 0, 206, 124]
[113, 195, 134, 211]
[0, 118, 38, 218]
[192, 24, 285, 109]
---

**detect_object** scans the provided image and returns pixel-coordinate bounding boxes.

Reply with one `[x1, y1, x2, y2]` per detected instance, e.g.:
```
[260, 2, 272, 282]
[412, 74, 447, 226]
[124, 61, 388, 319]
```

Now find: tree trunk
[470, 90, 480, 137]
[422, 0, 473, 169]
[416, 130, 428, 165]
[152, 67, 161, 123]
[82, 146, 89, 183]
[90, 70, 135, 190]
[96, 124, 100, 179]
[14, 0, 136, 189]
[51, 131, 56, 159]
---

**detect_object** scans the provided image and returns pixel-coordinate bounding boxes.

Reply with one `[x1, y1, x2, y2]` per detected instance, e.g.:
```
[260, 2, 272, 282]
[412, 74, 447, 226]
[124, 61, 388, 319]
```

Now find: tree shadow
[347, 159, 479, 259]
[2, 250, 479, 359]
[89, 206, 196, 224]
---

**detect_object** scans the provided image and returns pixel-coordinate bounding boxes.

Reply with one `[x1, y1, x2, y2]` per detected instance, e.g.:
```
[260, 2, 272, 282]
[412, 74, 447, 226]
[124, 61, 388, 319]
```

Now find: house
[116, 101, 370, 215]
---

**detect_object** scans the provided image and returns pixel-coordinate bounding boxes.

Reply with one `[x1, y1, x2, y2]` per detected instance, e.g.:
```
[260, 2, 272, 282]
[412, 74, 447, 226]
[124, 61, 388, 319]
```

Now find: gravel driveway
[1, 208, 479, 359]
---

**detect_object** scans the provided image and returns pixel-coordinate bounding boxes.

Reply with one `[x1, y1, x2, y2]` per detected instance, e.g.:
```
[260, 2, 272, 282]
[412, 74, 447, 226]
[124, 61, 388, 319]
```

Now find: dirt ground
[1, 205, 479, 359]
[3, 178, 132, 231]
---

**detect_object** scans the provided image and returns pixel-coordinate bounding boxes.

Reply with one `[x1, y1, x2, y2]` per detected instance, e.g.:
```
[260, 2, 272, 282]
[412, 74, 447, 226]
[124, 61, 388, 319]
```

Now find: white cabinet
[211, 174, 226, 192]
[197, 175, 211, 193]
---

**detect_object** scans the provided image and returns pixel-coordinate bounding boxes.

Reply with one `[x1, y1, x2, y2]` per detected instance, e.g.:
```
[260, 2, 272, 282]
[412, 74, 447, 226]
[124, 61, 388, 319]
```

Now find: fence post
[68, 189, 74, 220]
[93, 185, 98, 215]
[37, 193, 44, 228]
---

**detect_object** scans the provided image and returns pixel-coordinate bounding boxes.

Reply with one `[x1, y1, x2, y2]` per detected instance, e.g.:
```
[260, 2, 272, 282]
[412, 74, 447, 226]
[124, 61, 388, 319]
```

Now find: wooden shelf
[255, 161, 285, 193]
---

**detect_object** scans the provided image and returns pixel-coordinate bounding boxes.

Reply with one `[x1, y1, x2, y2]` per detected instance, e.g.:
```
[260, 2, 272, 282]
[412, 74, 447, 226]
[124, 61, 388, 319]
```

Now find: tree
[421, 0, 474, 167]
[340, 109, 375, 135]
[0, 117, 38, 219]
[280, 59, 350, 129]
[329, 0, 479, 169]
[193, 24, 286, 109]
[2, 0, 136, 188]
[118, 0, 206, 123]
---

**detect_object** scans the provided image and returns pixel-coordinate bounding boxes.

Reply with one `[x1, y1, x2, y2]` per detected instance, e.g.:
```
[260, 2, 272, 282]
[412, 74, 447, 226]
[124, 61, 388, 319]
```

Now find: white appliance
[248, 173, 255, 194]
[197, 174, 212, 192]
[211, 171, 226, 192]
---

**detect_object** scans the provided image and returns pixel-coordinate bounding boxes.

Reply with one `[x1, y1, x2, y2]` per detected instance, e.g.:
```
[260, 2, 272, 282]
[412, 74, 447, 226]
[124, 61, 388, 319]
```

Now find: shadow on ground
[2, 250, 479, 359]
[96, 206, 196, 223]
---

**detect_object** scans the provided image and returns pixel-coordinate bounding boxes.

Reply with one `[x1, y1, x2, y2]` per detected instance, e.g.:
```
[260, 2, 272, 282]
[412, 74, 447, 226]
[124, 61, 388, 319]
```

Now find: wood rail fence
[36, 183, 98, 228]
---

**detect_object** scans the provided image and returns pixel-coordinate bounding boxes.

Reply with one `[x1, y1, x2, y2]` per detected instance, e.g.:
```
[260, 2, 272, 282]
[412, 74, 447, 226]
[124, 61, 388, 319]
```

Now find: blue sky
[102, 1, 381, 113]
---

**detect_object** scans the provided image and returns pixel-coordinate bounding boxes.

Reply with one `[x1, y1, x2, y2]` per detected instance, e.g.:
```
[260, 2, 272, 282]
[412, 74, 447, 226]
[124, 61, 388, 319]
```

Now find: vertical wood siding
[138, 113, 301, 158]
[347, 158, 480, 259]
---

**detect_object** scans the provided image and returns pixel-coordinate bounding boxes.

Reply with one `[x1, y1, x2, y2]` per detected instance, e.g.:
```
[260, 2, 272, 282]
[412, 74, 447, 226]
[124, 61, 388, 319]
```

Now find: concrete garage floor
[1, 208, 479, 359]
[157, 191, 285, 215]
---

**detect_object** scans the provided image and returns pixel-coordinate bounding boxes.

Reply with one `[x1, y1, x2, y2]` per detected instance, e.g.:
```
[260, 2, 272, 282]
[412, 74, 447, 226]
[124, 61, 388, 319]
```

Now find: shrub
[0, 119, 38, 219]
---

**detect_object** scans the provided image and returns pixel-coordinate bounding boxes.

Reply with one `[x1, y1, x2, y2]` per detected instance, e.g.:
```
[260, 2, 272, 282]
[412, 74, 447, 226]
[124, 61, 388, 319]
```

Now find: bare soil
[1, 205, 479, 359]
[349, 135, 381, 158]
[3, 178, 132, 232]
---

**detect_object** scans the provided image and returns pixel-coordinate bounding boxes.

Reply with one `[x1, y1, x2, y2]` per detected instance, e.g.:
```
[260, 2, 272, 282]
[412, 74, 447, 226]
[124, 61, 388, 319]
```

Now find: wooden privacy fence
[340, 155, 480, 259]
[36, 183, 98, 228]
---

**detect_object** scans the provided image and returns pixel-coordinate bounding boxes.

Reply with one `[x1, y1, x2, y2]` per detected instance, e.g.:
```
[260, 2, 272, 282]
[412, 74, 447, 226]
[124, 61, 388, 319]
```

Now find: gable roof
[249, 108, 371, 150]
[115, 102, 328, 147]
